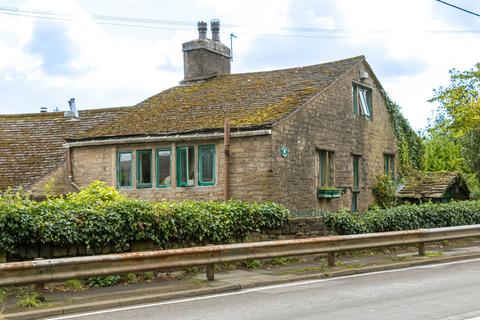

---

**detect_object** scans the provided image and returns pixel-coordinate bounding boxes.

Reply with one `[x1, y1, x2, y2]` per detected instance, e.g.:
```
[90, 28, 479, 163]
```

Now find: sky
[0, 0, 479, 130]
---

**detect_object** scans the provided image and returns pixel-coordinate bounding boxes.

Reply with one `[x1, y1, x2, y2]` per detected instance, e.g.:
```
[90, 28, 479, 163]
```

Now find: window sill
[317, 188, 341, 199]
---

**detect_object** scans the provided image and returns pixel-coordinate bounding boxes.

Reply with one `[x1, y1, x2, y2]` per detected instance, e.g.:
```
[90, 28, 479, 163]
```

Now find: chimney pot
[198, 21, 207, 40]
[211, 19, 220, 42]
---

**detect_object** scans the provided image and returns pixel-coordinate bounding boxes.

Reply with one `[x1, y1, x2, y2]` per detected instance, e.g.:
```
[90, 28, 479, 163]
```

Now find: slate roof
[0, 108, 131, 191]
[1, 55, 364, 190]
[397, 172, 469, 199]
[73, 55, 364, 141]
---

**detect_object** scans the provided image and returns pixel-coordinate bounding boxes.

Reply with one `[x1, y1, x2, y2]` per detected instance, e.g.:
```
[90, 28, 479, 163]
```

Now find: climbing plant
[381, 90, 425, 176]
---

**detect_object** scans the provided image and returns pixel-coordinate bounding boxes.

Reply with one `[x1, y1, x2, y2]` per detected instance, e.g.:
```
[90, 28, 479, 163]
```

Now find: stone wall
[3, 217, 326, 262]
[271, 60, 398, 212]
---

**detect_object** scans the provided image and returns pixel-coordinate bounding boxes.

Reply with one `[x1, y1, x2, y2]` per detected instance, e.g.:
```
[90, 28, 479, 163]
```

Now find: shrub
[16, 292, 42, 308]
[86, 275, 121, 288]
[0, 182, 290, 254]
[125, 273, 138, 284]
[244, 259, 263, 269]
[372, 175, 398, 208]
[64, 279, 83, 291]
[0, 288, 6, 303]
[323, 200, 480, 235]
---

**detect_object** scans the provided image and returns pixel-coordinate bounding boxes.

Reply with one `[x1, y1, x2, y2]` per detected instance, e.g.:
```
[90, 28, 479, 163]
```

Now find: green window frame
[156, 148, 172, 188]
[117, 151, 133, 189]
[352, 83, 373, 120]
[353, 155, 360, 191]
[384, 154, 395, 177]
[136, 149, 153, 188]
[198, 145, 216, 186]
[319, 150, 334, 187]
[176, 146, 195, 187]
[351, 192, 358, 212]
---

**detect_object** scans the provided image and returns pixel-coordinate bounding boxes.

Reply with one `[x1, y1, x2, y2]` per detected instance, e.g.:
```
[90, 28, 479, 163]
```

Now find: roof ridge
[0, 105, 134, 119]
[214, 55, 365, 78]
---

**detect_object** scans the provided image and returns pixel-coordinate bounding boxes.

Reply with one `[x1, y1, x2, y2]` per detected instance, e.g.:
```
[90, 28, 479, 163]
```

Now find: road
[49, 259, 480, 320]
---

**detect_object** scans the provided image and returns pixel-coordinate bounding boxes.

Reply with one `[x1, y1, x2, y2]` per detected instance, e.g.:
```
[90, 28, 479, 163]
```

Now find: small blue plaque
[280, 145, 289, 158]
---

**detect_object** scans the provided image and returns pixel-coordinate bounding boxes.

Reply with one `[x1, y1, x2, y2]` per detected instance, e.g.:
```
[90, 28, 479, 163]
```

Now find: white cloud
[0, 0, 479, 131]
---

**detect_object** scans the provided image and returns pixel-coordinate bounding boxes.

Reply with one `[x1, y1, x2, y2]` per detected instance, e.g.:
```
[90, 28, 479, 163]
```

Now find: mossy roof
[1, 55, 363, 190]
[0, 107, 132, 191]
[73, 55, 364, 140]
[397, 172, 470, 199]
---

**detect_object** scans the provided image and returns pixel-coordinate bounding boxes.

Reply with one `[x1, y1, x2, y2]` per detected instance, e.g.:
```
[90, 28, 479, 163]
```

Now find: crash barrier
[1, 224, 479, 286]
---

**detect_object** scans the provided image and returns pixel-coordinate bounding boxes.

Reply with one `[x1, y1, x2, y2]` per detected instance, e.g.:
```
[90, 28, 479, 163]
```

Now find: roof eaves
[65, 127, 273, 148]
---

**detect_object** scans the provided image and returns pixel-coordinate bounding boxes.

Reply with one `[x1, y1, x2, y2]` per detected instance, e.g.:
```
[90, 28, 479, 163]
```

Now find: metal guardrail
[1, 224, 480, 287]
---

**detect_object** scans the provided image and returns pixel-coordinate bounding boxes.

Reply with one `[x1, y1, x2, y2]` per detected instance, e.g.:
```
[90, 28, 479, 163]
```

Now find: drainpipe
[224, 119, 230, 201]
[65, 146, 79, 192]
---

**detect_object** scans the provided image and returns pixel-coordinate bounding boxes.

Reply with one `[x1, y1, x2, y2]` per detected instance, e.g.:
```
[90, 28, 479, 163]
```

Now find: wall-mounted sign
[280, 145, 289, 158]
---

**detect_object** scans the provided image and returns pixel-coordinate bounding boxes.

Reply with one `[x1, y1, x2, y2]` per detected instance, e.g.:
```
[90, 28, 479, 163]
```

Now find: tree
[430, 63, 480, 137]
[422, 133, 469, 173]
[429, 63, 480, 197]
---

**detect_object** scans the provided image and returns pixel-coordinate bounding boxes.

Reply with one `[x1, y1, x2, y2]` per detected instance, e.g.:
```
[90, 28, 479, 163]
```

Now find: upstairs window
[353, 84, 372, 119]
[177, 146, 195, 187]
[318, 150, 335, 187]
[198, 145, 216, 186]
[136, 150, 152, 188]
[384, 154, 395, 177]
[117, 152, 132, 188]
[156, 148, 171, 188]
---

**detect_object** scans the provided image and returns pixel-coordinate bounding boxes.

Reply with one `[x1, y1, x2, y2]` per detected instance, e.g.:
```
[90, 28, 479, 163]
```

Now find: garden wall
[2, 217, 326, 262]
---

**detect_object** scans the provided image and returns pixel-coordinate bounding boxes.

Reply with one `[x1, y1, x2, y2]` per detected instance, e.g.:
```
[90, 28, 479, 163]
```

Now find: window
[156, 148, 171, 188]
[318, 150, 335, 187]
[177, 146, 195, 187]
[352, 155, 361, 212]
[136, 150, 152, 188]
[352, 193, 358, 212]
[353, 155, 360, 191]
[117, 152, 132, 188]
[384, 154, 395, 177]
[353, 83, 372, 119]
[198, 145, 216, 186]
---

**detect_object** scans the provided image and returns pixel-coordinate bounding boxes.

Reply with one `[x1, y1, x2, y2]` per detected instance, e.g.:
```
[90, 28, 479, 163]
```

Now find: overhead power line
[1, 5, 480, 39]
[435, 0, 480, 18]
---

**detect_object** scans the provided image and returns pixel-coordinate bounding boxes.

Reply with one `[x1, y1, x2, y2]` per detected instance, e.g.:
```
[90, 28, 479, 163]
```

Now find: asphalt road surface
[49, 258, 480, 320]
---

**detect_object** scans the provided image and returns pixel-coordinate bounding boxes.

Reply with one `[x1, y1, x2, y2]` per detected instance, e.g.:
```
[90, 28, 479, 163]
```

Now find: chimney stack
[181, 19, 231, 83]
[211, 19, 220, 42]
[198, 21, 207, 40]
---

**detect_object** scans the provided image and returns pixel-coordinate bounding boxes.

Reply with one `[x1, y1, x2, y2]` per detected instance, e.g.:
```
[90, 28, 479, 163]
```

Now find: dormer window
[353, 83, 372, 120]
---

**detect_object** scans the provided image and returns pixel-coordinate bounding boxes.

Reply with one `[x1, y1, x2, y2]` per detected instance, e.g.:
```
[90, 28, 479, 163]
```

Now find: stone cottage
[0, 20, 398, 212]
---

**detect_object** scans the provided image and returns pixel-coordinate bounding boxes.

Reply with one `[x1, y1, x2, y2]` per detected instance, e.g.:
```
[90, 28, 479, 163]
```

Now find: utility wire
[435, 0, 480, 18]
[1, 5, 480, 39]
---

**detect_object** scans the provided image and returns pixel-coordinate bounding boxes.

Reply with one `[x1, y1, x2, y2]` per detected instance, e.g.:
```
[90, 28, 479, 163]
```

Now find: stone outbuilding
[0, 20, 400, 212]
[397, 172, 470, 203]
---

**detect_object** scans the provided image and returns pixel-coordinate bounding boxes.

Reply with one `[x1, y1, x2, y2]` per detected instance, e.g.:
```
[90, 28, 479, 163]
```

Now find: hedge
[0, 182, 290, 254]
[323, 200, 480, 235]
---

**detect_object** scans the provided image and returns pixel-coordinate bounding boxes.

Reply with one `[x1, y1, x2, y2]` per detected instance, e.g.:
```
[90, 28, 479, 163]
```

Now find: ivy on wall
[381, 90, 425, 176]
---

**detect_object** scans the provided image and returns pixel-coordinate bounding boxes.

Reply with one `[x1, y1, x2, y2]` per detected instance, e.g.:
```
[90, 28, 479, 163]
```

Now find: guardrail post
[327, 252, 336, 267]
[418, 242, 426, 256]
[33, 258, 46, 293]
[206, 264, 215, 281]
